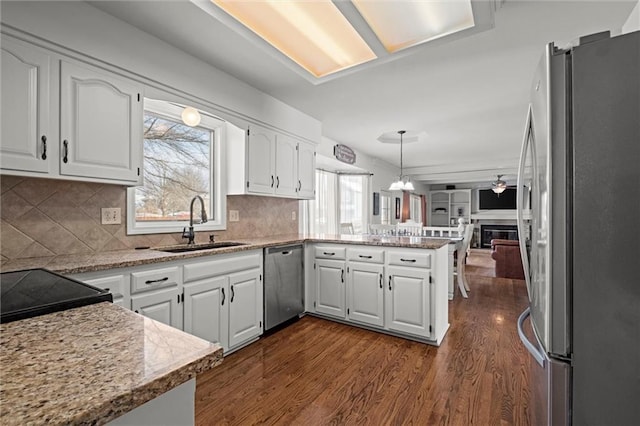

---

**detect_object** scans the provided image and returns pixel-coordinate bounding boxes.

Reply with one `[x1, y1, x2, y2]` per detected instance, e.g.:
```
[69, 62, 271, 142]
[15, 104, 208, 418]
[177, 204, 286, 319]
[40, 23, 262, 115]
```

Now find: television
[479, 188, 517, 210]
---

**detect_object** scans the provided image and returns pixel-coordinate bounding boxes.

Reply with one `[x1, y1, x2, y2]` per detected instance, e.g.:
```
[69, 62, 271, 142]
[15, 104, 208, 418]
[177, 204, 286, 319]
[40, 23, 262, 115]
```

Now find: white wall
[0, 1, 321, 143]
[622, 0, 640, 33]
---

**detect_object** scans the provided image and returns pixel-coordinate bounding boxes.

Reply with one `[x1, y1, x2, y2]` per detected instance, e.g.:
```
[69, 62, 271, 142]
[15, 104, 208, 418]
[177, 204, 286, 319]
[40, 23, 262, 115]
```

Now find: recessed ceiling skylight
[211, 0, 377, 78]
[352, 0, 475, 53]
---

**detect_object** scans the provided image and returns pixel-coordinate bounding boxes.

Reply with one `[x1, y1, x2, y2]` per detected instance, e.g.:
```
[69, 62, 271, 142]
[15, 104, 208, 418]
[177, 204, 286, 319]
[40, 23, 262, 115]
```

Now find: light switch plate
[291, 211, 296, 221]
[101, 208, 121, 225]
[229, 210, 240, 222]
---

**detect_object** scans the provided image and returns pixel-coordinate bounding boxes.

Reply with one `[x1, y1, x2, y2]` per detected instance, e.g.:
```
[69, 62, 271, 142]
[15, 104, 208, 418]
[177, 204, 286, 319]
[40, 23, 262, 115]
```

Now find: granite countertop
[0, 234, 452, 275]
[0, 302, 223, 425]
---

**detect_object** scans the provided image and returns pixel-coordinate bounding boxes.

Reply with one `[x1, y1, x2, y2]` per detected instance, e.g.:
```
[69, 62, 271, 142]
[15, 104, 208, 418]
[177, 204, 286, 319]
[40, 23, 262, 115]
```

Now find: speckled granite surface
[0, 302, 223, 425]
[0, 234, 451, 274]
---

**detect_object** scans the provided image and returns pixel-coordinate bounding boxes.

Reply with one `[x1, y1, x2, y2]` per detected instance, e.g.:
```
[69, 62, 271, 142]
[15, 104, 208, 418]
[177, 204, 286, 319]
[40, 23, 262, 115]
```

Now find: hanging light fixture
[388, 130, 414, 191]
[492, 174, 507, 194]
[181, 106, 201, 127]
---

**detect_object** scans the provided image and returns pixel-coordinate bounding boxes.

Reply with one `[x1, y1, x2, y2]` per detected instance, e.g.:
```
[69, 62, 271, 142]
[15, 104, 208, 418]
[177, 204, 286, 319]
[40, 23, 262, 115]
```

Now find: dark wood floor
[195, 250, 536, 425]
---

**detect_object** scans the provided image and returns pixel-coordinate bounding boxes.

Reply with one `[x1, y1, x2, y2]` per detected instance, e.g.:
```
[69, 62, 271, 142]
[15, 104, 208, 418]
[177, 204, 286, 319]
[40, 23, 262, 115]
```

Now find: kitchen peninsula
[0, 234, 451, 424]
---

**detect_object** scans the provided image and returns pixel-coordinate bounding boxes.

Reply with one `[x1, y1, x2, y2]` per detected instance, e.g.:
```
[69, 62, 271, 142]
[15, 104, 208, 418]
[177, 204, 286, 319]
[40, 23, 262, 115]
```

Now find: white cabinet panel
[315, 258, 346, 319]
[297, 140, 316, 199]
[132, 287, 182, 329]
[347, 262, 384, 327]
[0, 38, 51, 174]
[246, 124, 276, 194]
[183, 276, 228, 347]
[386, 266, 431, 337]
[60, 60, 142, 183]
[228, 268, 263, 349]
[275, 134, 298, 197]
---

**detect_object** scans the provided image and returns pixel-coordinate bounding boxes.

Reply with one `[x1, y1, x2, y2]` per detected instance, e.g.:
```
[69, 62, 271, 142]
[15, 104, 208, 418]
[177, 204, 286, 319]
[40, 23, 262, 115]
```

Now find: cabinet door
[385, 266, 431, 337]
[315, 258, 346, 319]
[228, 268, 263, 349]
[184, 276, 229, 350]
[274, 134, 298, 197]
[1, 38, 51, 174]
[347, 262, 384, 327]
[60, 60, 142, 183]
[132, 288, 182, 329]
[246, 124, 276, 194]
[297, 141, 316, 199]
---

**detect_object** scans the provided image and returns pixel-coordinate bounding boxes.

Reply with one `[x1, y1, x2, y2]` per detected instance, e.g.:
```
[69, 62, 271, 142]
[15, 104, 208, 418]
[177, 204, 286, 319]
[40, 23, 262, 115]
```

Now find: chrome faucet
[182, 195, 208, 245]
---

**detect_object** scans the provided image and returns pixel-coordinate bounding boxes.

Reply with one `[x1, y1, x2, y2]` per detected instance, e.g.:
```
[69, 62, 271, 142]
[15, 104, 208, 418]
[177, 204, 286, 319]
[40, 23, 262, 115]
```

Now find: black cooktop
[0, 268, 113, 324]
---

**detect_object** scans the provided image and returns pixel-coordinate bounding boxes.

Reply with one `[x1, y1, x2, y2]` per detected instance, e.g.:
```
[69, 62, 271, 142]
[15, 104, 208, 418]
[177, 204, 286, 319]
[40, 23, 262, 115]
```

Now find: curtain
[339, 174, 369, 234]
[308, 169, 338, 234]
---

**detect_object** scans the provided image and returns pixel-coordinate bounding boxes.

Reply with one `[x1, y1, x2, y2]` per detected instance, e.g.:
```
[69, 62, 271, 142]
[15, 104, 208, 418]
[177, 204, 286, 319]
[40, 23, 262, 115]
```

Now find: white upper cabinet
[0, 35, 143, 186]
[60, 60, 143, 184]
[228, 123, 316, 200]
[1, 38, 52, 174]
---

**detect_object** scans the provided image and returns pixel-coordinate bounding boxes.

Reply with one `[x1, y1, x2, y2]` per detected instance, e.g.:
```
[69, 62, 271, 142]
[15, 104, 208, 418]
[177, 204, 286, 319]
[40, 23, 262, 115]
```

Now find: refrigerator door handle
[517, 104, 534, 299]
[517, 307, 546, 367]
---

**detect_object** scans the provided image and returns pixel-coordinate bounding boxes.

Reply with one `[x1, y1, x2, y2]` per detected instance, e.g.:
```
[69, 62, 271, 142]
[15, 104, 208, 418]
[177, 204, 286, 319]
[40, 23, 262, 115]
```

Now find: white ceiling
[90, 0, 636, 186]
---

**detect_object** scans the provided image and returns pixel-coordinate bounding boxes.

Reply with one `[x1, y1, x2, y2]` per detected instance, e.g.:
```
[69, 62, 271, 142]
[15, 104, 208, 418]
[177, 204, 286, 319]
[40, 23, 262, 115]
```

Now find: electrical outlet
[229, 210, 240, 222]
[101, 208, 121, 225]
[291, 211, 296, 221]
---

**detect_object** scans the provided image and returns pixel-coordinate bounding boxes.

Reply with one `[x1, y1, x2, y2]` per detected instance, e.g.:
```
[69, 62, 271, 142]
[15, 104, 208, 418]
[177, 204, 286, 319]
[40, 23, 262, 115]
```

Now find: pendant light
[388, 130, 414, 191]
[491, 174, 507, 194]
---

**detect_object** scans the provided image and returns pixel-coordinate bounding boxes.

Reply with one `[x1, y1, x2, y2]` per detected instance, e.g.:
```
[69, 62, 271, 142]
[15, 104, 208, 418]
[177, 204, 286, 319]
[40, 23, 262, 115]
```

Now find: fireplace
[481, 224, 519, 248]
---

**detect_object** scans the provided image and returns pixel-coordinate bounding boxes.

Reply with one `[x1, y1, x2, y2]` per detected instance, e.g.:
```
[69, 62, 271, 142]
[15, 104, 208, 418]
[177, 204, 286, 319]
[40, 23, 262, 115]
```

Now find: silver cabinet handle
[41, 135, 47, 160]
[145, 277, 169, 285]
[63, 140, 69, 163]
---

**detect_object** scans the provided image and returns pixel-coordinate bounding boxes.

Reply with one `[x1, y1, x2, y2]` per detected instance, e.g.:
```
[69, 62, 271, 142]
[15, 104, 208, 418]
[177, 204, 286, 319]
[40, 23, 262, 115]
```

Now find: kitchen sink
[154, 242, 247, 253]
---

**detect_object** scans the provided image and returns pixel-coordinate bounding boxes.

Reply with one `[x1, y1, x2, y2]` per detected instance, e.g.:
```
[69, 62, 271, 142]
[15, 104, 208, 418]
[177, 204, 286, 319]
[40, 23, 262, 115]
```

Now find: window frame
[126, 98, 227, 235]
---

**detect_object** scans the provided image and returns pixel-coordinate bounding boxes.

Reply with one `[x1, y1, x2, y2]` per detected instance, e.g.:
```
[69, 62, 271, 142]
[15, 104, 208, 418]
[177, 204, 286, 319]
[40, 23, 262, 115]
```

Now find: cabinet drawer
[314, 246, 346, 259]
[131, 266, 180, 294]
[183, 252, 262, 283]
[82, 275, 127, 299]
[387, 251, 431, 268]
[347, 247, 384, 263]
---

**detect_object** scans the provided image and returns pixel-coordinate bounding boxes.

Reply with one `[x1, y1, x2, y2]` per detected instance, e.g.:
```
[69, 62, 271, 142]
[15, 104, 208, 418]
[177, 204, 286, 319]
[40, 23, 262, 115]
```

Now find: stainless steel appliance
[516, 30, 639, 425]
[264, 244, 304, 331]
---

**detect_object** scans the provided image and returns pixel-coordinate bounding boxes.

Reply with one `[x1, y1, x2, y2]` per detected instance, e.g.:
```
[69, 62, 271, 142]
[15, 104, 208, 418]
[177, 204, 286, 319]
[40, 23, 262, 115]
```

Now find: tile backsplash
[0, 175, 299, 261]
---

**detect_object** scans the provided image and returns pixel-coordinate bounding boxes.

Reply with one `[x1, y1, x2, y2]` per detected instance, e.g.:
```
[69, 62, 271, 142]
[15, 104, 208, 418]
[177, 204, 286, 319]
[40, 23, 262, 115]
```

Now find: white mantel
[471, 210, 531, 221]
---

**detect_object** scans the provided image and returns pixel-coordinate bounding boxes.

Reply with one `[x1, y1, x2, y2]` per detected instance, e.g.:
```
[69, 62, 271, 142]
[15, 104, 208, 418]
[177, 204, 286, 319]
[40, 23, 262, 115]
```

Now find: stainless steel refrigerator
[516, 30, 640, 425]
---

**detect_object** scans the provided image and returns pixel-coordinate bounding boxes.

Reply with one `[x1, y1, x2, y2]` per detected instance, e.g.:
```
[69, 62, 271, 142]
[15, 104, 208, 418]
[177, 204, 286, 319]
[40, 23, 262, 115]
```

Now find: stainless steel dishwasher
[264, 244, 304, 331]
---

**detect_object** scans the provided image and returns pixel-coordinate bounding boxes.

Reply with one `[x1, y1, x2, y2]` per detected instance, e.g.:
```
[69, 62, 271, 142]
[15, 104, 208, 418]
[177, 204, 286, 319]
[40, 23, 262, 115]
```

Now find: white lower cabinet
[309, 243, 449, 345]
[183, 276, 228, 349]
[228, 269, 263, 348]
[183, 250, 263, 353]
[386, 266, 431, 337]
[315, 258, 346, 319]
[131, 287, 182, 329]
[70, 249, 263, 354]
[347, 262, 384, 327]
